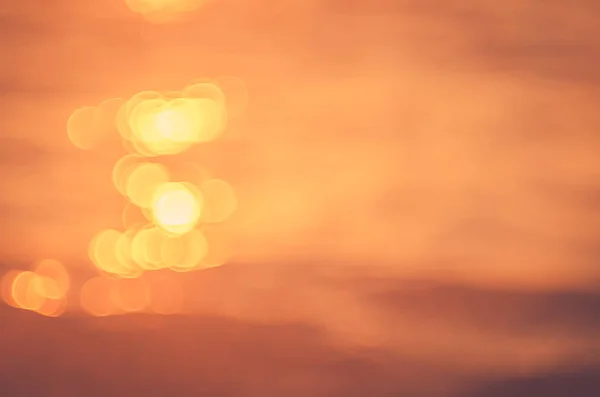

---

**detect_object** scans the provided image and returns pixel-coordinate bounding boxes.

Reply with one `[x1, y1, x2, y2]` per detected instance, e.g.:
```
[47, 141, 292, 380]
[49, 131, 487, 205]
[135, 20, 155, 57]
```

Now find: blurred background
[1, 0, 600, 396]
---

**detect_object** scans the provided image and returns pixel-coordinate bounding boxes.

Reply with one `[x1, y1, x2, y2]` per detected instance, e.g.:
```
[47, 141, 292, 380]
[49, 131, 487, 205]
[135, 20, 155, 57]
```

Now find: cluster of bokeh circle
[1, 1, 244, 317]
[2, 260, 70, 318]
[70, 80, 238, 278]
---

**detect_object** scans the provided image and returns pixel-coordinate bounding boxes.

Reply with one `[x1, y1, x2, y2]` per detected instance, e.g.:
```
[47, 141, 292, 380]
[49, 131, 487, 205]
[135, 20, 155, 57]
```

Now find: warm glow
[66, 78, 236, 308]
[124, 162, 170, 208]
[2, 261, 70, 317]
[67, 106, 97, 150]
[33, 259, 70, 300]
[129, 98, 185, 156]
[114, 84, 227, 157]
[152, 182, 203, 235]
[156, 100, 202, 142]
[1, 270, 20, 307]
[129, 226, 208, 271]
[130, 226, 169, 270]
[90, 229, 141, 277]
[122, 202, 152, 229]
[112, 154, 145, 196]
[67, 99, 122, 151]
[12, 272, 48, 312]
[182, 80, 226, 106]
[117, 91, 161, 141]
[124, 0, 206, 23]
[95, 97, 124, 141]
[164, 228, 209, 271]
[36, 297, 67, 318]
[115, 229, 144, 278]
[126, 96, 224, 156]
[168, 161, 212, 187]
[181, 83, 227, 141]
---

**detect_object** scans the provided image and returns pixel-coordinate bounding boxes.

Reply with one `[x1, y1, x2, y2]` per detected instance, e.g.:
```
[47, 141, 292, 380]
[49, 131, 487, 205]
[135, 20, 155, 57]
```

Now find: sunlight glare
[124, 162, 170, 208]
[152, 182, 203, 235]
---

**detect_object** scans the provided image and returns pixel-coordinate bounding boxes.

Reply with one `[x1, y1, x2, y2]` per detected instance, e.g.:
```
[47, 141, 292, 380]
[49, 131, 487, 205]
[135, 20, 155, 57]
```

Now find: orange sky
[1, 1, 600, 396]
[1, 1, 599, 291]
